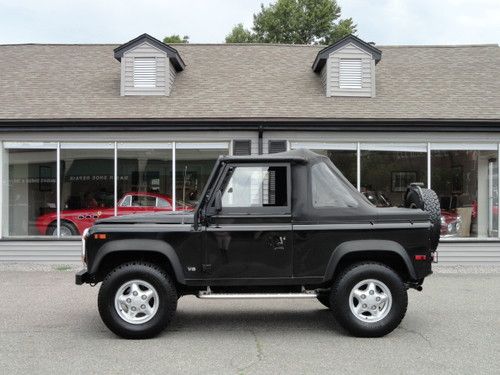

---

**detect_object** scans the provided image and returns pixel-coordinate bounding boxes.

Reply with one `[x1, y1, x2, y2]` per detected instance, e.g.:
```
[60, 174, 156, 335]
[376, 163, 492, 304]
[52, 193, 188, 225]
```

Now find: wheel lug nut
[369, 290, 374, 295]
[141, 295, 147, 300]
[371, 305, 376, 310]
[376, 297, 381, 302]
[126, 298, 131, 303]
[131, 307, 136, 311]
[133, 291, 138, 296]
[361, 294, 366, 299]
[362, 304, 367, 308]
[141, 304, 146, 309]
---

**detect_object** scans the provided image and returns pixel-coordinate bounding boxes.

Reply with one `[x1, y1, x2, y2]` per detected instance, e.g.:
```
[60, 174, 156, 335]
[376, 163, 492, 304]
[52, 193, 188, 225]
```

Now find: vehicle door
[204, 162, 293, 279]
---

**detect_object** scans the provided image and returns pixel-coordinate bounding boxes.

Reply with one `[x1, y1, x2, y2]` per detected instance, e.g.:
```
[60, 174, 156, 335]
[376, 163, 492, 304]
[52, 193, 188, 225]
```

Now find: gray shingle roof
[0, 43, 499, 120]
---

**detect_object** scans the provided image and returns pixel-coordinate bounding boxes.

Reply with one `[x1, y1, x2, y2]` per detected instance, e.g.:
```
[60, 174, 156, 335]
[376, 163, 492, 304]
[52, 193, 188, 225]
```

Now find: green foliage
[225, 0, 356, 44]
[163, 34, 189, 44]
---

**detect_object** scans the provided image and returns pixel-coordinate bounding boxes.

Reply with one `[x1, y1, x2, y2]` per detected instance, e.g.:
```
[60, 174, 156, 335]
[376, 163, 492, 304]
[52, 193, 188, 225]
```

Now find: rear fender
[323, 239, 416, 282]
[89, 239, 185, 284]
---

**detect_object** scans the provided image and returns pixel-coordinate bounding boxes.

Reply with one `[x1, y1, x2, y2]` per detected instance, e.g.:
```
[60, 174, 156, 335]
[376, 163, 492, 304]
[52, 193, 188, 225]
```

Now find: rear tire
[98, 262, 177, 339]
[331, 262, 407, 337]
[46, 221, 78, 236]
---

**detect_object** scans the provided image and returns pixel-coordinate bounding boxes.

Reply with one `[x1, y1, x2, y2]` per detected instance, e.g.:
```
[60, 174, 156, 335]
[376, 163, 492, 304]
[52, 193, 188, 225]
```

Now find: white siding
[121, 42, 172, 96]
[437, 242, 500, 264]
[326, 43, 374, 98]
[0, 241, 81, 263]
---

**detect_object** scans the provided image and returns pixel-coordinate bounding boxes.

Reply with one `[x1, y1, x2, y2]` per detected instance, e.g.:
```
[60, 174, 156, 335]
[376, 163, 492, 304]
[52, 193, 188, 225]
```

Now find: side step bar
[197, 287, 318, 299]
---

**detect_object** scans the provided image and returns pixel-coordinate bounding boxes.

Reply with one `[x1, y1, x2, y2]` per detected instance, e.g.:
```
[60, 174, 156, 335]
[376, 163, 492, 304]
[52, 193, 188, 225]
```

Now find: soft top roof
[220, 148, 323, 164]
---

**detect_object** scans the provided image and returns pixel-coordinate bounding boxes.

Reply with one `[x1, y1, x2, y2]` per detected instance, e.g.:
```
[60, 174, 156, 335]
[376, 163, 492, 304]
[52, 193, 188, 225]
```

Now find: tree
[225, 0, 356, 45]
[163, 34, 189, 44]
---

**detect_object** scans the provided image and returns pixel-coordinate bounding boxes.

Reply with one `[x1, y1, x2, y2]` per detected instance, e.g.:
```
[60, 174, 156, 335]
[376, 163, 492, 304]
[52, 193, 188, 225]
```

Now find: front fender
[323, 239, 416, 282]
[89, 239, 185, 284]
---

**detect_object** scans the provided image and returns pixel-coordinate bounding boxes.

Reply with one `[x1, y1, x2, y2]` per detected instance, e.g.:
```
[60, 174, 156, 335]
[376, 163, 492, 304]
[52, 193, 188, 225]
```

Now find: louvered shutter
[268, 140, 287, 154]
[339, 58, 362, 89]
[233, 140, 252, 155]
[133, 58, 157, 88]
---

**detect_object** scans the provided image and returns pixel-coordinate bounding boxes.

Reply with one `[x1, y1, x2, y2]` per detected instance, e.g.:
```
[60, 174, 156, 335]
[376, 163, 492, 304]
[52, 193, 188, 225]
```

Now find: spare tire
[404, 184, 441, 250]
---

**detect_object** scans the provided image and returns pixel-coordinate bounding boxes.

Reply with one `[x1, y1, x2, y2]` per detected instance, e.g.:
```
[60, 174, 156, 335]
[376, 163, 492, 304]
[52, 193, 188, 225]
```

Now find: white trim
[60, 142, 114, 149]
[175, 142, 229, 150]
[117, 142, 173, 149]
[360, 143, 427, 152]
[497, 143, 500, 238]
[430, 143, 497, 151]
[172, 142, 176, 211]
[56, 143, 61, 238]
[427, 142, 431, 189]
[114, 142, 118, 217]
[356, 142, 361, 191]
[3, 142, 58, 149]
[290, 142, 357, 151]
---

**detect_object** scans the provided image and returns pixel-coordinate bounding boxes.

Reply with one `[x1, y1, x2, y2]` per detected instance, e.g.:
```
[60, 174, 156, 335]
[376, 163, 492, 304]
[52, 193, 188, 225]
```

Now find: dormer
[114, 34, 185, 96]
[312, 35, 381, 98]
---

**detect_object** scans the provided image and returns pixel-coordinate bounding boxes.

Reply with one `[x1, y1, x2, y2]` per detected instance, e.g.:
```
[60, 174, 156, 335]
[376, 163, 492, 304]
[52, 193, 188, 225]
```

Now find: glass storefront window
[175, 146, 228, 209]
[361, 150, 427, 208]
[59, 148, 114, 236]
[117, 148, 173, 216]
[431, 150, 497, 238]
[5, 149, 57, 236]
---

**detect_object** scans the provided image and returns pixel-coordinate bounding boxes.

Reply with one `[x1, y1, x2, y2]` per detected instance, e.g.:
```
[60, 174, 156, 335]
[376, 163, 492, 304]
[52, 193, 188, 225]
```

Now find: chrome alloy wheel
[349, 279, 392, 323]
[114, 279, 159, 325]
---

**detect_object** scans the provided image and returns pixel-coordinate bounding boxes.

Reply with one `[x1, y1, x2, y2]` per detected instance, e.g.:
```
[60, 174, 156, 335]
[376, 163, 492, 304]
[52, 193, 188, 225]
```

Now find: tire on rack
[330, 262, 408, 337]
[404, 185, 441, 250]
[98, 262, 177, 339]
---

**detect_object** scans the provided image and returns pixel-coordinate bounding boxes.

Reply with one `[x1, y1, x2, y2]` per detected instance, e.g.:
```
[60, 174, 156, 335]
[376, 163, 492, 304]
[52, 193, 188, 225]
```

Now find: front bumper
[75, 269, 91, 285]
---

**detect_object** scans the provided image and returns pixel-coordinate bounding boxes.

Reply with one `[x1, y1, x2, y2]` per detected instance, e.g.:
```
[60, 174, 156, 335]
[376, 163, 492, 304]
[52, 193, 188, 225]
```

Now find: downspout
[258, 125, 263, 155]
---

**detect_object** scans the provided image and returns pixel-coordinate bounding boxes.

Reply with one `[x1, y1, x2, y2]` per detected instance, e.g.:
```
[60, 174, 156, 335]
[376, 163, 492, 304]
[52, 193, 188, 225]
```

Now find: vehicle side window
[221, 165, 288, 209]
[157, 198, 171, 208]
[131, 195, 157, 207]
[311, 162, 358, 208]
[119, 195, 132, 207]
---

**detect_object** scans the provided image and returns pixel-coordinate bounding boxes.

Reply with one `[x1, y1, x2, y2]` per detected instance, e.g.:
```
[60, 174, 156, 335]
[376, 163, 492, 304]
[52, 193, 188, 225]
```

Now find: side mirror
[214, 190, 222, 213]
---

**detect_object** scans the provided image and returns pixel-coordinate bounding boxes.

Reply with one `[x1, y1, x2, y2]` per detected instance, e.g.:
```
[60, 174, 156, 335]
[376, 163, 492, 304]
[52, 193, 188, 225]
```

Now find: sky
[0, 0, 499, 45]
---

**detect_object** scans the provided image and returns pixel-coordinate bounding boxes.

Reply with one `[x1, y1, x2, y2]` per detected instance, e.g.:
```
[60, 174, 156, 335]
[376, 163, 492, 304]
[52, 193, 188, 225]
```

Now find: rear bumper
[75, 269, 90, 285]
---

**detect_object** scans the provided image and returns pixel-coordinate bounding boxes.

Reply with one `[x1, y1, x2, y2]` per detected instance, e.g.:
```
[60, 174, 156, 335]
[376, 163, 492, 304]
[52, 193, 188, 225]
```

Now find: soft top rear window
[311, 162, 358, 208]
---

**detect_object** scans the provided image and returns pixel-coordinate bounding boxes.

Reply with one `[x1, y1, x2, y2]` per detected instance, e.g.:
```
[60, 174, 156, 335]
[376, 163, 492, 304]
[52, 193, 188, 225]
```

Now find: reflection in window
[6, 149, 57, 236]
[60, 149, 114, 236]
[311, 162, 358, 208]
[117, 149, 173, 214]
[361, 151, 427, 207]
[176, 148, 228, 209]
[222, 166, 288, 208]
[432, 150, 497, 238]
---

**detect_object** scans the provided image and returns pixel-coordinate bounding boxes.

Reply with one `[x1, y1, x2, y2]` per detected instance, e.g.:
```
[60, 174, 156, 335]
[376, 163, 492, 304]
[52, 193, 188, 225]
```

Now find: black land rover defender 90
[76, 149, 439, 339]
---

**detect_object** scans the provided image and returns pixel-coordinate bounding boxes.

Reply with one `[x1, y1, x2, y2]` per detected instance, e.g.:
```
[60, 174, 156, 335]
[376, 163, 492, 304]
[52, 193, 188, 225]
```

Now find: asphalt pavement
[0, 268, 499, 374]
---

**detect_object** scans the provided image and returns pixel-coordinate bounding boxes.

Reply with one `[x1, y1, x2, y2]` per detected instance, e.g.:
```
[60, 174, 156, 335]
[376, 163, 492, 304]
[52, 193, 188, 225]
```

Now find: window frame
[208, 162, 292, 216]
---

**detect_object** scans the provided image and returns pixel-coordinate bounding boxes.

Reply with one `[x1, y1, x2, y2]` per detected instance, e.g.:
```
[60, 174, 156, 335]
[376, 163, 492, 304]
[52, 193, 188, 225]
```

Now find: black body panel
[78, 149, 434, 290]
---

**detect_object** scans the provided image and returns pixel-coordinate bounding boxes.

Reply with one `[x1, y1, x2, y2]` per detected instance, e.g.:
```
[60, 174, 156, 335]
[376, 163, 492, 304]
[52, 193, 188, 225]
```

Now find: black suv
[76, 149, 439, 339]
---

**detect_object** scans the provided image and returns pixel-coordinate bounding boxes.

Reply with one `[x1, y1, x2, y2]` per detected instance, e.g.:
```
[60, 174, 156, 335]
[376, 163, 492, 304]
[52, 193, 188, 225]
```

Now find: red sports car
[36, 192, 192, 236]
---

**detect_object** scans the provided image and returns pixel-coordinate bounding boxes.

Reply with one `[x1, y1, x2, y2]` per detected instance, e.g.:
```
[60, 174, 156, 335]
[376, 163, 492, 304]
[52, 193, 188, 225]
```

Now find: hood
[95, 210, 195, 225]
[375, 207, 430, 222]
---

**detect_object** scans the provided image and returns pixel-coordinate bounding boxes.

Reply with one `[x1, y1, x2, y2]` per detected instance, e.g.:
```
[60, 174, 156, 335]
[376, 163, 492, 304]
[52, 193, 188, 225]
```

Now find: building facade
[0, 34, 499, 263]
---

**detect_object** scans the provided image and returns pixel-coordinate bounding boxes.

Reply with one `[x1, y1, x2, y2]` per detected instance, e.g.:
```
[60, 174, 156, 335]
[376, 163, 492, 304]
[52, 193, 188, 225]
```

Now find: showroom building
[0, 34, 499, 263]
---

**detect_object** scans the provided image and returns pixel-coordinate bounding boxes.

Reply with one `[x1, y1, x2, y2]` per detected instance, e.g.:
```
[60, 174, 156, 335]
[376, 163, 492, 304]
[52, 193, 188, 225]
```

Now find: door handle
[269, 235, 286, 251]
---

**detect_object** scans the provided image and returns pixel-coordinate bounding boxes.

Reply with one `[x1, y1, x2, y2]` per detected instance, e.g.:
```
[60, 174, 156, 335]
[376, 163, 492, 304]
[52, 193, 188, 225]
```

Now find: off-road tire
[317, 292, 331, 309]
[330, 262, 408, 337]
[405, 187, 441, 250]
[98, 262, 177, 339]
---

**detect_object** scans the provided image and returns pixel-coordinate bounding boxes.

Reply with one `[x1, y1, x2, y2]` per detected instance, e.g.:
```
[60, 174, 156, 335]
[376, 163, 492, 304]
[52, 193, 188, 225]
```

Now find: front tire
[98, 262, 177, 339]
[331, 262, 407, 337]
